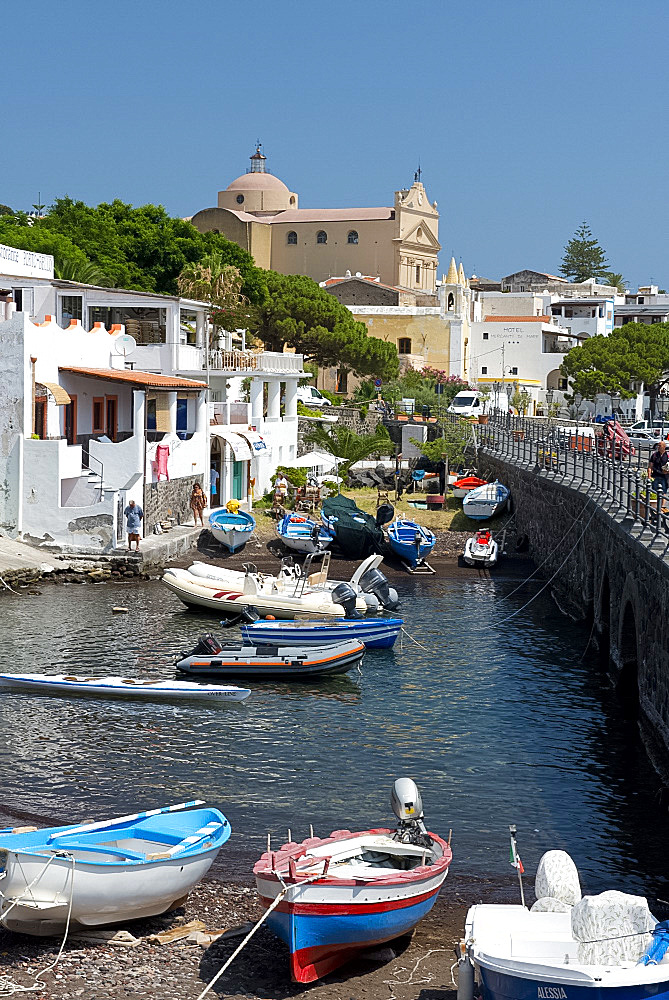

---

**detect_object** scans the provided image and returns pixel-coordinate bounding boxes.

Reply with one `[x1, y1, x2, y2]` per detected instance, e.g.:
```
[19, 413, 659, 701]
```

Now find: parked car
[297, 385, 329, 408]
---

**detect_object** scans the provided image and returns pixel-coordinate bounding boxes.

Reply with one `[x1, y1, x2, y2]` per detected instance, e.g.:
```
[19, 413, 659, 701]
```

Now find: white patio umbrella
[282, 451, 337, 470]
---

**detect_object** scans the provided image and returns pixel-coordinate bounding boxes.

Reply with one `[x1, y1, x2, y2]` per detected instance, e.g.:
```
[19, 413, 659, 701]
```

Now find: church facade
[190, 147, 441, 293]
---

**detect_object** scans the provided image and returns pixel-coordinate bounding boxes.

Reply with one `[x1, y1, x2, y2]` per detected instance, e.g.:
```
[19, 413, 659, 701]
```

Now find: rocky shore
[0, 873, 484, 1000]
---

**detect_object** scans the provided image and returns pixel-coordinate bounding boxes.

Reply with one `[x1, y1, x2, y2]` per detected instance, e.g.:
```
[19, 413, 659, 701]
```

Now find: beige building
[317, 258, 473, 395]
[191, 146, 441, 293]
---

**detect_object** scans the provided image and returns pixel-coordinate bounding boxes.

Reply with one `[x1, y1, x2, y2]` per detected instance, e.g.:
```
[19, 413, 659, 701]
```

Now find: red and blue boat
[253, 779, 451, 982]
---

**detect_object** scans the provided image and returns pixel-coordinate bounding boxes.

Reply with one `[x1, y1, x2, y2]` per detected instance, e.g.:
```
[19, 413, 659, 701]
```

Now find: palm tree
[305, 423, 392, 479]
[177, 253, 249, 348]
[54, 257, 111, 286]
[601, 272, 627, 293]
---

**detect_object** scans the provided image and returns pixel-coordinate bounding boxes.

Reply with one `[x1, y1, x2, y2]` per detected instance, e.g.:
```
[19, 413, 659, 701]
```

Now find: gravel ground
[0, 876, 476, 1000]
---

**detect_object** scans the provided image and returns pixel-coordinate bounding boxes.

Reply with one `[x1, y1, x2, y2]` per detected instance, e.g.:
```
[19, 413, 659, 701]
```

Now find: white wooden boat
[463, 529, 499, 567]
[276, 514, 331, 554]
[0, 673, 250, 702]
[0, 802, 230, 935]
[462, 481, 510, 521]
[209, 509, 255, 553]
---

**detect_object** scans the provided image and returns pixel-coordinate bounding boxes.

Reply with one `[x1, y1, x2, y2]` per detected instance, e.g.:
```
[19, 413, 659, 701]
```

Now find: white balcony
[208, 349, 305, 374]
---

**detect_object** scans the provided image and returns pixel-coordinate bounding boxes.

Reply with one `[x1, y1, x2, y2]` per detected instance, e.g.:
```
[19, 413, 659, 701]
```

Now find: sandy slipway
[0, 872, 523, 1000]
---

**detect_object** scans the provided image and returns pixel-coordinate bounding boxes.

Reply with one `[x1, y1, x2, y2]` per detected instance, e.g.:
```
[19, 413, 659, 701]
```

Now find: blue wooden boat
[462, 481, 509, 521]
[241, 616, 404, 650]
[253, 779, 451, 983]
[387, 519, 436, 567]
[276, 514, 331, 554]
[209, 509, 255, 553]
[0, 800, 230, 935]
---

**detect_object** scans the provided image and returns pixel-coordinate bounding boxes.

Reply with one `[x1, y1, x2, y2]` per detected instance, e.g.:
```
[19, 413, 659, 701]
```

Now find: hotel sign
[0, 242, 54, 279]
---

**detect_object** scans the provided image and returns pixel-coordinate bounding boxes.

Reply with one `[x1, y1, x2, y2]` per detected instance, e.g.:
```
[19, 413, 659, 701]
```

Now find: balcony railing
[207, 349, 304, 373]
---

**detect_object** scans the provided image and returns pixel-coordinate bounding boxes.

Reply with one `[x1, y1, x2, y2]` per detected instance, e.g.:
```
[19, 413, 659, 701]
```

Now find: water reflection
[0, 575, 667, 898]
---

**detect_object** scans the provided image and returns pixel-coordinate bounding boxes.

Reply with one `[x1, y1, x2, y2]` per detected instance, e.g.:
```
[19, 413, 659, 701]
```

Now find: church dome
[226, 172, 289, 193]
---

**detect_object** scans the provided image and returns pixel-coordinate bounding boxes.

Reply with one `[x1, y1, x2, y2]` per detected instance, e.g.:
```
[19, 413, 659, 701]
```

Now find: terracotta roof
[483, 315, 553, 323]
[272, 207, 394, 224]
[59, 367, 207, 389]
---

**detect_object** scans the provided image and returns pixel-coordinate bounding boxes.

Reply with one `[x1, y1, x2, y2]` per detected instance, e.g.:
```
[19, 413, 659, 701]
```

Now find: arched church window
[447, 292, 454, 311]
[317, 231, 327, 244]
[398, 338, 412, 355]
[236, 194, 244, 205]
[287, 231, 298, 245]
[347, 230, 359, 245]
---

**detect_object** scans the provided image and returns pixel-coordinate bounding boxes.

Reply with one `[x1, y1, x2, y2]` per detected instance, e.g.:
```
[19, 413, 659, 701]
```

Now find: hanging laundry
[155, 443, 170, 481]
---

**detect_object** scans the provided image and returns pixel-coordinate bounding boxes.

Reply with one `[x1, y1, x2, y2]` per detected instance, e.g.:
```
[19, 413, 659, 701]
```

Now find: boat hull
[0, 846, 218, 935]
[463, 540, 498, 567]
[264, 884, 442, 983]
[0, 674, 250, 702]
[210, 526, 251, 553]
[477, 964, 669, 1000]
[176, 640, 365, 679]
[241, 618, 403, 650]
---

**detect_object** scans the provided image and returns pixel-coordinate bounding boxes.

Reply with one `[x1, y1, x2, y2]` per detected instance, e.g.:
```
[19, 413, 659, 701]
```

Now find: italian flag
[509, 839, 525, 874]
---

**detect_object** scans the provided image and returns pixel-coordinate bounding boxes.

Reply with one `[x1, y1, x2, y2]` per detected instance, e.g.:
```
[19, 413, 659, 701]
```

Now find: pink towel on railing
[156, 443, 170, 481]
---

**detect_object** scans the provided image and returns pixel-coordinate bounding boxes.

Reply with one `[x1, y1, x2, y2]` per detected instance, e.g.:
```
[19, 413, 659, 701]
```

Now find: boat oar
[48, 800, 205, 841]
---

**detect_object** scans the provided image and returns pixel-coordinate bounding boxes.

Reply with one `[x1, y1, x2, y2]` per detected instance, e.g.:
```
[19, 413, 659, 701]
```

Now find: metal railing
[454, 412, 669, 545]
[207, 349, 304, 373]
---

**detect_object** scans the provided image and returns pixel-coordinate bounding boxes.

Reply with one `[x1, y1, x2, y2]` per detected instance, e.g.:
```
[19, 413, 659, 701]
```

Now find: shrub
[271, 465, 307, 489]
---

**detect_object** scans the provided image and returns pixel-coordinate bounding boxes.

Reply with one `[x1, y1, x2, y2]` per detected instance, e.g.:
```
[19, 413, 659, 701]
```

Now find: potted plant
[477, 389, 491, 424]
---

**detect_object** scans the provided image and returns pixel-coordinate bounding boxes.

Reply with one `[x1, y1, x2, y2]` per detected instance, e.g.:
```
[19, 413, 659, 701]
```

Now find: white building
[0, 243, 306, 550]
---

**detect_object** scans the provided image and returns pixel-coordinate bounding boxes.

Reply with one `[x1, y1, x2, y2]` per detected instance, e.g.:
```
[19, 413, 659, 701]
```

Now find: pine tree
[559, 222, 609, 283]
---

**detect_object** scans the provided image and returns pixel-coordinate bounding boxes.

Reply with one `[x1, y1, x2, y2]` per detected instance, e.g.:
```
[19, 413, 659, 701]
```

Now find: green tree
[0, 219, 91, 271]
[561, 323, 669, 408]
[5, 197, 267, 300]
[250, 271, 399, 378]
[304, 423, 392, 478]
[0, 204, 13, 216]
[412, 419, 472, 469]
[559, 222, 609, 283]
[601, 272, 627, 293]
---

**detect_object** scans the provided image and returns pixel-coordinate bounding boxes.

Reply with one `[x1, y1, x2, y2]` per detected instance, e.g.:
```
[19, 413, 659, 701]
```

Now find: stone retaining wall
[479, 452, 669, 755]
[143, 474, 205, 534]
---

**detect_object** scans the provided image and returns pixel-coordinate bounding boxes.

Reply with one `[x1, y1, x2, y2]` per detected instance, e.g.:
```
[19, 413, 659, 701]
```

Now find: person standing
[648, 439, 669, 494]
[124, 499, 143, 551]
[189, 482, 207, 526]
[210, 465, 219, 504]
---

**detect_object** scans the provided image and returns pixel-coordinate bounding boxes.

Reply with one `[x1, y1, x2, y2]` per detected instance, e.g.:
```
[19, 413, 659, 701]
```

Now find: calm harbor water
[0, 572, 666, 900]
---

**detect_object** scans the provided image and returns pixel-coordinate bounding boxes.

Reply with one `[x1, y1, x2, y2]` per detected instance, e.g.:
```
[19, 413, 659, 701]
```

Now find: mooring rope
[0, 853, 76, 997]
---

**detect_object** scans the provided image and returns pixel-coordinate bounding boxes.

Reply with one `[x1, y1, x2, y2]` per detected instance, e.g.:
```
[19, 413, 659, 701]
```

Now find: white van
[297, 385, 329, 408]
[447, 389, 509, 418]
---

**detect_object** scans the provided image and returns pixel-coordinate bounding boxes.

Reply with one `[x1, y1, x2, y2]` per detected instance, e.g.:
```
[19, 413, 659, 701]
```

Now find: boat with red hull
[253, 780, 452, 983]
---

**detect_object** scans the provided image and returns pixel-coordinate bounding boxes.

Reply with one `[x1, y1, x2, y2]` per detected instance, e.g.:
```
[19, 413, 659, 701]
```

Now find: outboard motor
[181, 634, 223, 659]
[331, 581, 360, 619]
[359, 566, 399, 610]
[376, 502, 395, 527]
[391, 777, 432, 847]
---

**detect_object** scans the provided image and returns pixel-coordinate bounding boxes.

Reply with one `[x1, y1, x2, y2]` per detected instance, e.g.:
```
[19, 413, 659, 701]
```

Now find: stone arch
[618, 600, 639, 711]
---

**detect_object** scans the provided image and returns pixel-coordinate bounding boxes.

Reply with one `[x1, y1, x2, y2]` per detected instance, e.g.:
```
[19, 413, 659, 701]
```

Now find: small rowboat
[0, 801, 230, 935]
[452, 475, 487, 499]
[386, 519, 436, 568]
[176, 637, 364, 679]
[254, 779, 451, 983]
[209, 509, 255, 553]
[276, 514, 331, 554]
[462, 481, 510, 521]
[241, 617, 403, 650]
[0, 673, 251, 702]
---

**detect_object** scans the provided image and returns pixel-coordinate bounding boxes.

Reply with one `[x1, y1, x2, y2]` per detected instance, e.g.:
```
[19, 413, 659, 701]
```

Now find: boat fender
[456, 941, 475, 1000]
[290, 517, 306, 524]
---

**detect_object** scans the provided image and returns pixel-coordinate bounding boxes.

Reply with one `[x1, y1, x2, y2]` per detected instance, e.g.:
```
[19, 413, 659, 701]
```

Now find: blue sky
[5, 0, 668, 290]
